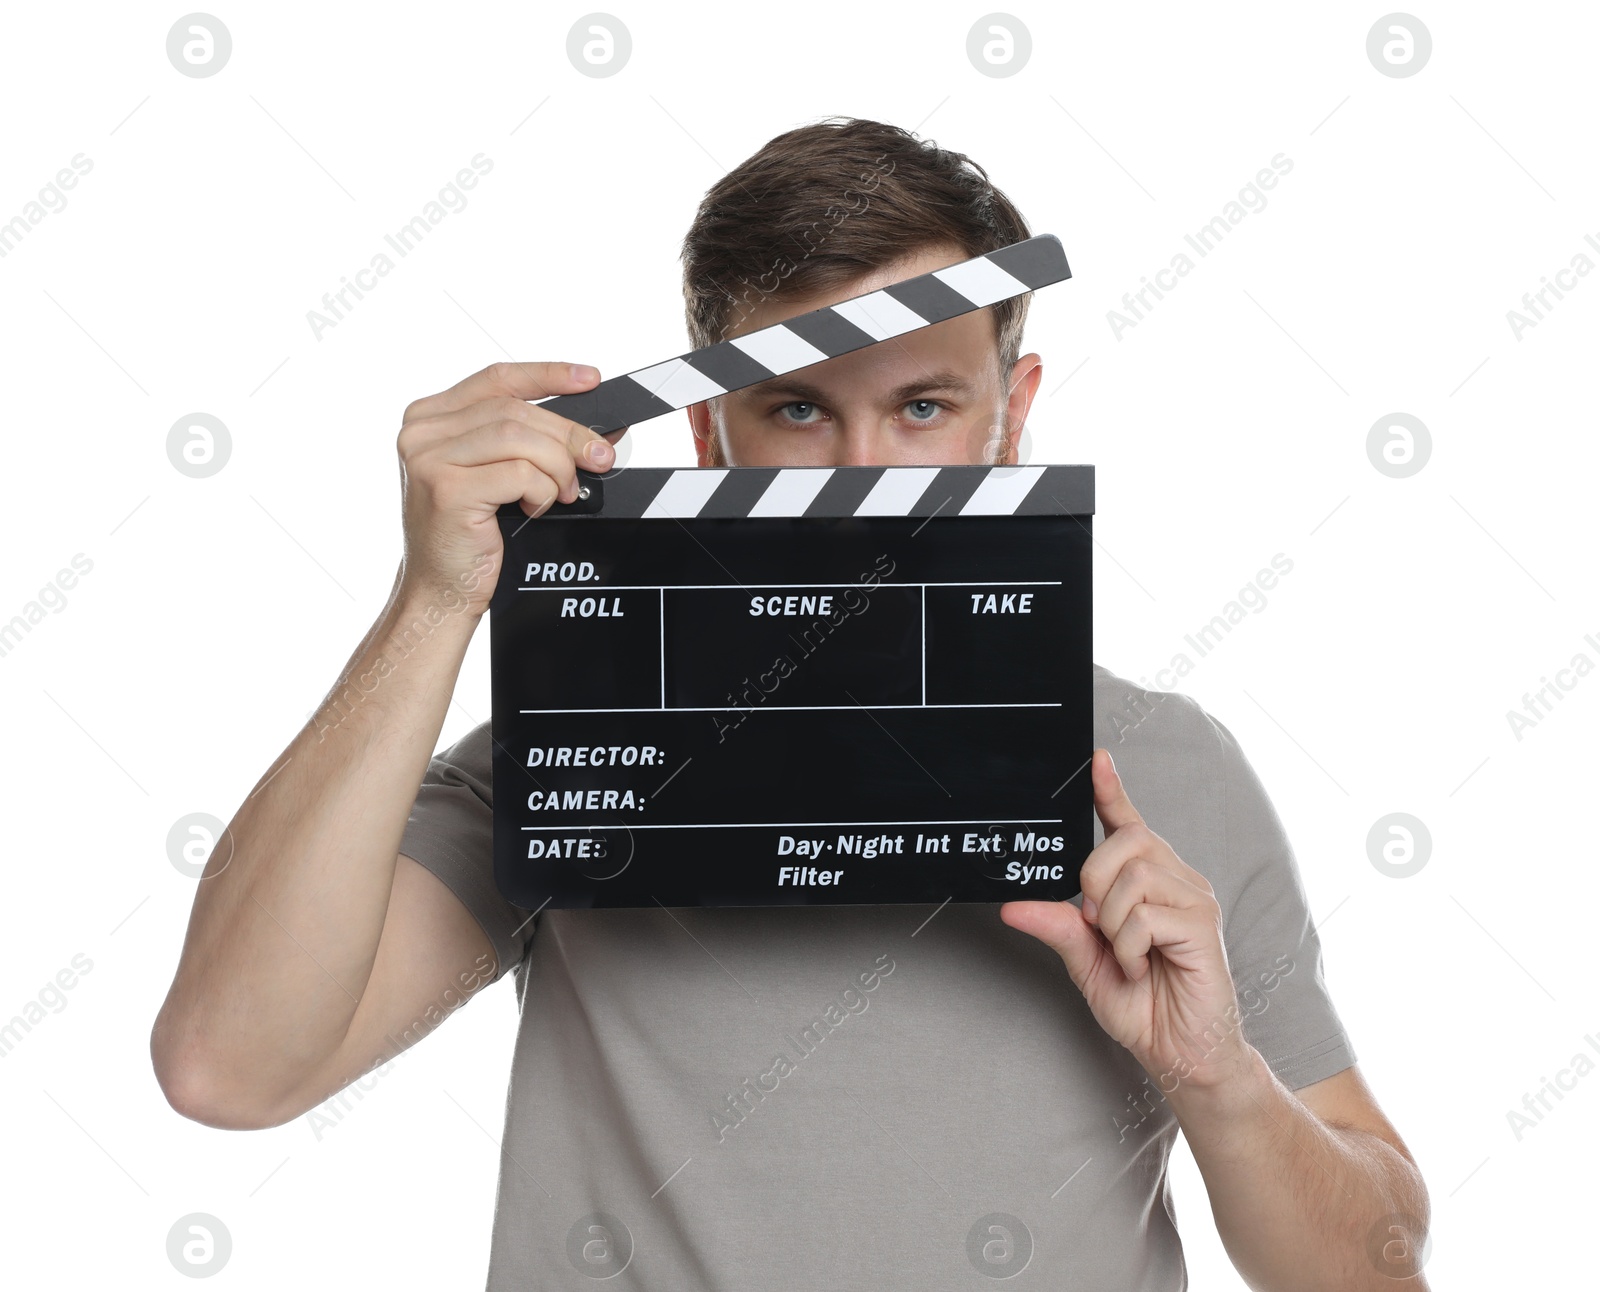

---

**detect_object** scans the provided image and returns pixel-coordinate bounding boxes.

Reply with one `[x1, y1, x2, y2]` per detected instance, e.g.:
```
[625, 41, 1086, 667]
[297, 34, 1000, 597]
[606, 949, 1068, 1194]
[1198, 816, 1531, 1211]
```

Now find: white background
[1, 1, 1595, 1286]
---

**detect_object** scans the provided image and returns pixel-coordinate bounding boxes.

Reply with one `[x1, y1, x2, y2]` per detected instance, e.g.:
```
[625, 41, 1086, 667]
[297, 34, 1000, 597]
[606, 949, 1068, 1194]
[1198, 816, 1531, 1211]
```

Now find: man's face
[686, 242, 1043, 469]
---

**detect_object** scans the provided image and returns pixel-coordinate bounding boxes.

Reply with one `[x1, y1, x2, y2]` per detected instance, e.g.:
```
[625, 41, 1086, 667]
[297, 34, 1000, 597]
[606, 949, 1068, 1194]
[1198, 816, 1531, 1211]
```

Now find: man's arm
[150, 361, 620, 1129]
[999, 749, 1432, 1292]
[1170, 1056, 1431, 1290]
[150, 570, 484, 1128]
[261, 850, 504, 1128]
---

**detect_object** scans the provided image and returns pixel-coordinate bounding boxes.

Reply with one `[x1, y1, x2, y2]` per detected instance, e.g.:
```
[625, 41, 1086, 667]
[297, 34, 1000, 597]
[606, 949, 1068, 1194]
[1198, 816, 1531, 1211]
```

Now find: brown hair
[679, 116, 1033, 381]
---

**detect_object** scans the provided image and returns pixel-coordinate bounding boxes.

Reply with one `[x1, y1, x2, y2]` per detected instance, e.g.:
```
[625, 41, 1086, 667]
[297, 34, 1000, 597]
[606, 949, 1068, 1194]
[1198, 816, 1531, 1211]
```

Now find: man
[152, 116, 1431, 1289]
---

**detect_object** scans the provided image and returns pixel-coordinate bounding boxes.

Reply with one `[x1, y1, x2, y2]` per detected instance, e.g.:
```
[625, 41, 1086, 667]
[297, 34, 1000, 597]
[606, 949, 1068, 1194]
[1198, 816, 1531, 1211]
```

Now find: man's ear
[1003, 352, 1044, 460]
[688, 400, 721, 467]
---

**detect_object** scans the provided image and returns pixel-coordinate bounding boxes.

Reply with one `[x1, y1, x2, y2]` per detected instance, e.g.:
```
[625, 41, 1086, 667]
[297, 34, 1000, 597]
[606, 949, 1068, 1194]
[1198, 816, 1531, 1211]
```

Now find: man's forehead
[708, 240, 1011, 407]
[725, 308, 997, 403]
[734, 358, 981, 406]
[727, 242, 970, 336]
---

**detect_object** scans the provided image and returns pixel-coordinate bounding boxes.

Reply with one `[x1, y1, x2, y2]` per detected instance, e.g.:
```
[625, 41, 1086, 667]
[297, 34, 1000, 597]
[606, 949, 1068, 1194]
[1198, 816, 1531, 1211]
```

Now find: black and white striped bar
[523, 462, 1093, 521]
[534, 233, 1070, 435]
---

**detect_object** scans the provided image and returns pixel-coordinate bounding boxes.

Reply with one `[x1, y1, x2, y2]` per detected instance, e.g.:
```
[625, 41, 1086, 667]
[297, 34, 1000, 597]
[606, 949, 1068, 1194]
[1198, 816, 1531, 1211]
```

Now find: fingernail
[1082, 897, 1098, 921]
[586, 440, 612, 464]
[571, 364, 599, 384]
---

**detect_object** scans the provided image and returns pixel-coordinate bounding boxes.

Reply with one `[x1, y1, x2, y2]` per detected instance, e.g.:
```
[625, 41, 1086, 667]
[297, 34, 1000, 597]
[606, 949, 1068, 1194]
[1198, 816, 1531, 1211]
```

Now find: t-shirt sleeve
[398, 719, 538, 985]
[1200, 707, 1359, 1091]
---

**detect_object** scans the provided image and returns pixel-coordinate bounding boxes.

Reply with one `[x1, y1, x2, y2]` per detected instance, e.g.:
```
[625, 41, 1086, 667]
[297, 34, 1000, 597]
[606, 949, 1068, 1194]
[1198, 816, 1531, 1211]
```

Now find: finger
[589, 424, 631, 462]
[1092, 748, 1145, 835]
[465, 457, 563, 519]
[998, 900, 1106, 996]
[1077, 819, 1178, 923]
[431, 420, 598, 502]
[1108, 902, 1217, 981]
[405, 360, 600, 423]
[410, 396, 618, 477]
[1092, 856, 1216, 948]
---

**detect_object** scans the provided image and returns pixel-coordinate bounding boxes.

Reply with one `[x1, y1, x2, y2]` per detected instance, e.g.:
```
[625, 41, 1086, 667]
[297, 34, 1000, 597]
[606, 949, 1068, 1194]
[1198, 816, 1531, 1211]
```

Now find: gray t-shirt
[399, 661, 1356, 1289]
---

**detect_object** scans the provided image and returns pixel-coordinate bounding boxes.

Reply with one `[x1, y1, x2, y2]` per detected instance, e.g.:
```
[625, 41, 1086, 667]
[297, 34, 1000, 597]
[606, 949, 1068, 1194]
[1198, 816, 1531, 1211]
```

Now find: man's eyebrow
[736, 369, 979, 404]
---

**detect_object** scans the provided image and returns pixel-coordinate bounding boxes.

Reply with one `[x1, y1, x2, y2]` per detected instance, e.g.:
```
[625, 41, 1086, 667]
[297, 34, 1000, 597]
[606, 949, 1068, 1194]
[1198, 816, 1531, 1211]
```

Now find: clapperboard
[488, 234, 1094, 909]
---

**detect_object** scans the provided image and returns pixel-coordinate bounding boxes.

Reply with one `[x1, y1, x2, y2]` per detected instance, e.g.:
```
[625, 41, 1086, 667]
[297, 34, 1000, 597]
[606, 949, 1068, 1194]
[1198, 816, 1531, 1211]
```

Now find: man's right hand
[395, 361, 626, 616]
[152, 360, 632, 1130]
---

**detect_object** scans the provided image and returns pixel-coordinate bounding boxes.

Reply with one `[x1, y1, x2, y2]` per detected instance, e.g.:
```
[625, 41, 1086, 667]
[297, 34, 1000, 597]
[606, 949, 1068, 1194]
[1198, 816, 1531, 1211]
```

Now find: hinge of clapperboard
[531, 232, 1071, 503]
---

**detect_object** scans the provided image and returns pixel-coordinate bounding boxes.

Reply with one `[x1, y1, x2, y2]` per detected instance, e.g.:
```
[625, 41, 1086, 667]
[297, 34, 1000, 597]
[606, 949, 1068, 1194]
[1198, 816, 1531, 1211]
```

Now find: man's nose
[829, 418, 888, 468]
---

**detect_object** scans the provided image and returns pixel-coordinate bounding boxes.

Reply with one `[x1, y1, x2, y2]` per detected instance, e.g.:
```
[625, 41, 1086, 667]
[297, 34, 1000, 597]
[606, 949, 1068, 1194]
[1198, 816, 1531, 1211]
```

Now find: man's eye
[904, 399, 943, 423]
[779, 401, 824, 424]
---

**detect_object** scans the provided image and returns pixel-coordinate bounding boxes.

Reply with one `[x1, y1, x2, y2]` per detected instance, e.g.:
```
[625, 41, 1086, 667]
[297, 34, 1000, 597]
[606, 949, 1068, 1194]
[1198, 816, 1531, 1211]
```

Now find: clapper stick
[535, 233, 1071, 437]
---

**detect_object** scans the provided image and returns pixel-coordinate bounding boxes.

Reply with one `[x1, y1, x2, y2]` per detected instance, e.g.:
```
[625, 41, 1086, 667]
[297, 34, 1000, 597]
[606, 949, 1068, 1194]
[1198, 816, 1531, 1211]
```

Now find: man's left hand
[999, 748, 1251, 1092]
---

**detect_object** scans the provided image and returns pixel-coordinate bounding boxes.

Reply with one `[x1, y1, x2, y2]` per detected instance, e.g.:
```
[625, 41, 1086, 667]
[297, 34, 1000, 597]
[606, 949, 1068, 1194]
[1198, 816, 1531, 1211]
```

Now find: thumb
[999, 899, 1102, 994]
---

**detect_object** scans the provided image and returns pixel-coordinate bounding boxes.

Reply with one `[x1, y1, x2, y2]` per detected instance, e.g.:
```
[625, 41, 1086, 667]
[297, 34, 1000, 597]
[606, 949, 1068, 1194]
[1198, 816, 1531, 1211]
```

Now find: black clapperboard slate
[484, 232, 1094, 908]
